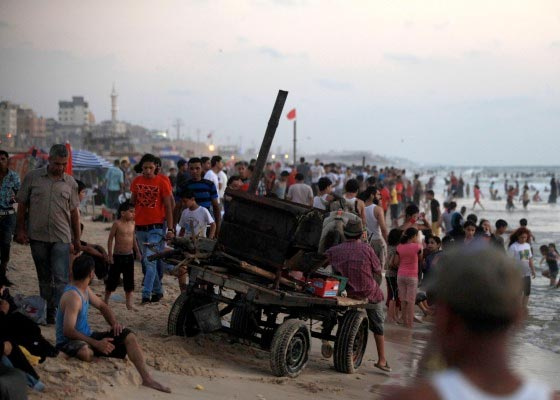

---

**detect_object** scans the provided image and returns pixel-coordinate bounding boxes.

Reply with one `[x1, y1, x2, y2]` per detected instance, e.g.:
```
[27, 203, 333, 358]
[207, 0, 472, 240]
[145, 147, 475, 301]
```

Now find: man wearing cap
[325, 219, 391, 373]
[383, 248, 554, 400]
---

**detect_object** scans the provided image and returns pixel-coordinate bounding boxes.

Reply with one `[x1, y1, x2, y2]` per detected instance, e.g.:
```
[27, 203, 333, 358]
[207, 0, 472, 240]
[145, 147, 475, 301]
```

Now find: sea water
[427, 170, 560, 388]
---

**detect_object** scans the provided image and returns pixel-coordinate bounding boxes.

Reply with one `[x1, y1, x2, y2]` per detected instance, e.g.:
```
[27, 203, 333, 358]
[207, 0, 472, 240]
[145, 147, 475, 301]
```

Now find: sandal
[374, 362, 392, 372]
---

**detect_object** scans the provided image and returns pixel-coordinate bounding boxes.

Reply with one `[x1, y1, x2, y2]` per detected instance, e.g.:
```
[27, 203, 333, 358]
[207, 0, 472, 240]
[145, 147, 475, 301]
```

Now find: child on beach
[508, 227, 536, 308]
[422, 236, 442, 283]
[520, 188, 530, 209]
[385, 229, 402, 324]
[395, 227, 423, 328]
[472, 184, 484, 210]
[178, 190, 216, 239]
[539, 245, 558, 287]
[312, 177, 333, 210]
[105, 201, 140, 310]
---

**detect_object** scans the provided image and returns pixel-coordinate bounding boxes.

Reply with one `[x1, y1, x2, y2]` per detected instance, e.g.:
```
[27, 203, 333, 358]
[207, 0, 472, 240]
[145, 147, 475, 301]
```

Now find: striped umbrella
[72, 149, 112, 170]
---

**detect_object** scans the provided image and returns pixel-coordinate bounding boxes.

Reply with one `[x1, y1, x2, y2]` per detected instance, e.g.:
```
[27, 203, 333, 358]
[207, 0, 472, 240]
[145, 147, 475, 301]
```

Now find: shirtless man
[105, 201, 140, 309]
[56, 254, 170, 393]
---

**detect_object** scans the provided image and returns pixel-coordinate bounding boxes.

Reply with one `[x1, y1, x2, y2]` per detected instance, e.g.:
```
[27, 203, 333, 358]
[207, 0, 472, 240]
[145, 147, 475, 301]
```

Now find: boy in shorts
[539, 245, 558, 287]
[105, 201, 140, 310]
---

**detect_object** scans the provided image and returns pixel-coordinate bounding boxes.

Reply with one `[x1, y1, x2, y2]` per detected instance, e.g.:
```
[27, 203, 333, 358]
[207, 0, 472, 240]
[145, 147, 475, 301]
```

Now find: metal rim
[352, 319, 368, 365]
[286, 330, 308, 373]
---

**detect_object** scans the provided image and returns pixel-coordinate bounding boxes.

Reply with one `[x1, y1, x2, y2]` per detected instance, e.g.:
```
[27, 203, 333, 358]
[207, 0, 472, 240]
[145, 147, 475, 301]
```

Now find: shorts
[106, 254, 135, 292]
[369, 239, 387, 269]
[0, 213, 16, 246]
[57, 328, 133, 359]
[415, 291, 428, 305]
[431, 222, 440, 237]
[397, 276, 418, 304]
[390, 204, 399, 220]
[385, 276, 399, 302]
[522, 276, 531, 296]
[366, 302, 385, 336]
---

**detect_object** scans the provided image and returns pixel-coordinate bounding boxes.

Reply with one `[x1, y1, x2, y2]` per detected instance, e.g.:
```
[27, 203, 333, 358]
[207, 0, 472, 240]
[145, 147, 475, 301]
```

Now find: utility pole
[173, 118, 183, 140]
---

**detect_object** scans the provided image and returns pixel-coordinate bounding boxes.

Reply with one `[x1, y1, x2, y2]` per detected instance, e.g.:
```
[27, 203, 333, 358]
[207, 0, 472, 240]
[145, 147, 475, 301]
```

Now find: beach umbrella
[72, 149, 112, 170]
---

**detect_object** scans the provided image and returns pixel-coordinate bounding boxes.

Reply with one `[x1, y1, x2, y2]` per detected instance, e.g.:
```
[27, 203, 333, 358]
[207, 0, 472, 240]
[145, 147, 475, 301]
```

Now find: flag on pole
[286, 108, 296, 120]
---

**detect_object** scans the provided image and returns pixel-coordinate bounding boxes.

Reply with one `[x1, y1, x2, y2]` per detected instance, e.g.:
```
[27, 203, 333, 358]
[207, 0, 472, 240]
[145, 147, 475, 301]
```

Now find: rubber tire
[167, 292, 211, 337]
[333, 310, 369, 373]
[231, 305, 260, 339]
[269, 319, 310, 378]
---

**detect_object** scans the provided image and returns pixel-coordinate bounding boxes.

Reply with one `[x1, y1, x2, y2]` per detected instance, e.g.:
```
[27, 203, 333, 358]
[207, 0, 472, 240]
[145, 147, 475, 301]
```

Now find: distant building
[0, 101, 18, 148]
[57, 96, 94, 148]
[17, 107, 47, 148]
[84, 85, 134, 153]
[58, 96, 90, 126]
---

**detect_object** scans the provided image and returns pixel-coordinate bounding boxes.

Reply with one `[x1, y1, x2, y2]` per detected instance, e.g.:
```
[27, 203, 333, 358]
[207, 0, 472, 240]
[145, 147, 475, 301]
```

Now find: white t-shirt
[287, 183, 313, 206]
[337, 173, 345, 191]
[218, 170, 228, 199]
[313, 194, 329, 210]
[508, 242, 533, 277]
[204, 170, 220, 203]
[179, 206, 215, 238]
[327, 172, 338, 187]
[310, 165, 325, 183]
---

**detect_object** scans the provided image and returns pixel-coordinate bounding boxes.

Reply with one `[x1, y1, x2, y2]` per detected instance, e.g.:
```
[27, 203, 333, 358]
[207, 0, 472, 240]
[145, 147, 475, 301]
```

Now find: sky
[1, 0, 559, 165]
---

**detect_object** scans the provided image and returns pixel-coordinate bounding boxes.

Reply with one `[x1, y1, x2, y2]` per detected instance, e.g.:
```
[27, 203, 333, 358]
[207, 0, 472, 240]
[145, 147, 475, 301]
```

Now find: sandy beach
[9, 193, 560, 399]
[10, 217, 422, 400]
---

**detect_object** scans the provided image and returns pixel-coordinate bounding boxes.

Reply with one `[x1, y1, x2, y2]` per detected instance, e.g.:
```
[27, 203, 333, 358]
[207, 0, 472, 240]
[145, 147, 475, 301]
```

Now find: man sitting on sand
[383, 248, 554, 400]
[55, 254, 171, 393]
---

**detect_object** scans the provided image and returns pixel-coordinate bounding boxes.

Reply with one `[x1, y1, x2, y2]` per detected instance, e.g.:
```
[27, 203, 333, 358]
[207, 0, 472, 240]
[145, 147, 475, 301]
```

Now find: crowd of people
[0, 145, 558, 398]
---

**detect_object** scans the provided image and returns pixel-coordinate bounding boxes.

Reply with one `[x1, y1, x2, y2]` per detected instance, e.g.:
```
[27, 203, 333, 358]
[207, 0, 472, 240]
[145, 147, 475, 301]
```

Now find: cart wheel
[270, 319, 310, 378]
[333, 310, 369, 373]
[231, 305, 260, 339]
[167, 292, 212, 337]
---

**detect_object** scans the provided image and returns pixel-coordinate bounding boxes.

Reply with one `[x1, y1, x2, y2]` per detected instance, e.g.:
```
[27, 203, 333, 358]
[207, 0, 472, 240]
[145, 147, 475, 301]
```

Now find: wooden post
[248, 90, 289, 194]
[293, 119, 297, 167]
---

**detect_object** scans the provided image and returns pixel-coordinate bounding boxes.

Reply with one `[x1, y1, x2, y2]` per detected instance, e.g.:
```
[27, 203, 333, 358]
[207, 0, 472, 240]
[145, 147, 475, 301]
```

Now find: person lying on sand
[55, 254, 171, 393]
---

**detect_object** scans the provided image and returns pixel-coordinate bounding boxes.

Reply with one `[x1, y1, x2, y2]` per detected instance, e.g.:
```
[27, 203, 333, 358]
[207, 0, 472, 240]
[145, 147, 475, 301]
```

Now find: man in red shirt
[130, 154, 174, 304]
[379, 182, 391, 215]
[326, 219, 391, 372]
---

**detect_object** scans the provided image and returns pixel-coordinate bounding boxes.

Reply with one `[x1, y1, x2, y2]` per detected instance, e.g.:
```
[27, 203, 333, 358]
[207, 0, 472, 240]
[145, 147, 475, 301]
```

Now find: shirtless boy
[105, 201, 140, 309]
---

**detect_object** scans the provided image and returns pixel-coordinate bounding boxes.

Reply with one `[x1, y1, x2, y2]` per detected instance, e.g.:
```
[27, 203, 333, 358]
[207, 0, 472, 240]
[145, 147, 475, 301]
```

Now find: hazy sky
[1, 0, 559, 165]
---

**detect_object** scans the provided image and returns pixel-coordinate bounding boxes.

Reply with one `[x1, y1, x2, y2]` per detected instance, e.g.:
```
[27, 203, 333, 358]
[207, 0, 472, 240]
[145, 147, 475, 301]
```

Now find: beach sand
[10, 217, 422, 400]
[12, 201, 560, 399]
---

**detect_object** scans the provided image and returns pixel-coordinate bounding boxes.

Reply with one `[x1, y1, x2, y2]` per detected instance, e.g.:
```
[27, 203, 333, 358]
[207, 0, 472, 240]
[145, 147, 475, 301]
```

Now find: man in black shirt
[426, 190, 441, 236]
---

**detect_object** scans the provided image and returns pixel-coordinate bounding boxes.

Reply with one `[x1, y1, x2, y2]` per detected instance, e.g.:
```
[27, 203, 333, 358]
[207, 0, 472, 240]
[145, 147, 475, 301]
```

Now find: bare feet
[142, 379, 171, 393]
[126, 303, 137, 311]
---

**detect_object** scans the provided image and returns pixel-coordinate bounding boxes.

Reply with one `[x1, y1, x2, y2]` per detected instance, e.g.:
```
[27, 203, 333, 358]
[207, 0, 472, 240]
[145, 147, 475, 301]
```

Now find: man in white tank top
[382, 248, 555, 400]
[364, 188, 389, 267]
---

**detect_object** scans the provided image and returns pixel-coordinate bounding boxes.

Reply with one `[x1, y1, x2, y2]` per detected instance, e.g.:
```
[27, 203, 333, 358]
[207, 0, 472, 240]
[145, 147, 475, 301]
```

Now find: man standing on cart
[325, 219, 391, 372]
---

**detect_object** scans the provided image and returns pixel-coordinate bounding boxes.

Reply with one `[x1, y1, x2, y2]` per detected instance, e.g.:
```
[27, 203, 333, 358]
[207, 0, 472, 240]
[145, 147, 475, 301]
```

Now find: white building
[58, 96, 90, 126]
[0, 101, 18, 147]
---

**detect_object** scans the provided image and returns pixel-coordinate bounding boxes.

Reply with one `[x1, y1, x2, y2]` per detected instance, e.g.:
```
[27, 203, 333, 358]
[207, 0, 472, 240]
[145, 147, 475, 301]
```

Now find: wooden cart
[164, 261, 372, 378]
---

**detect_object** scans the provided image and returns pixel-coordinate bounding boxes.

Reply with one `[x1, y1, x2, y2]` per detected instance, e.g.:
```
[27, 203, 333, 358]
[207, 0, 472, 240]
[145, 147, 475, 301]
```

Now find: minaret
[111, 83, 118, 124]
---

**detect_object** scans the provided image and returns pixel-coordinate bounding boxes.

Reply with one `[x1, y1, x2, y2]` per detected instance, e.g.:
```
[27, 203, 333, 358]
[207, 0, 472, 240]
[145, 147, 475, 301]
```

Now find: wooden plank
[248, 90, 288, 193]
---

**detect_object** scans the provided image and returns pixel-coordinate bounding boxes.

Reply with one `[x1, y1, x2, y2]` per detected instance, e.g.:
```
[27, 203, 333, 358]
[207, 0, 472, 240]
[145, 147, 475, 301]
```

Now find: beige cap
[430, 247, 523, 330]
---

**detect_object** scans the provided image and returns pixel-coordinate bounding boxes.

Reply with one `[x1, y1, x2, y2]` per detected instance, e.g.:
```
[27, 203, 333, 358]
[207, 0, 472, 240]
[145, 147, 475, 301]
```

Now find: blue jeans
[29, 241, 70, 311]
[1, 355, 44, 391]
[136, 229, 164, 299]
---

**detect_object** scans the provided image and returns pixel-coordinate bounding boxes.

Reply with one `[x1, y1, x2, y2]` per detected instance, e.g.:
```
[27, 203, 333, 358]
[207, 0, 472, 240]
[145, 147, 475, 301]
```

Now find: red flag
[65, 142, 73, 176]
[286, 108, 296, 120]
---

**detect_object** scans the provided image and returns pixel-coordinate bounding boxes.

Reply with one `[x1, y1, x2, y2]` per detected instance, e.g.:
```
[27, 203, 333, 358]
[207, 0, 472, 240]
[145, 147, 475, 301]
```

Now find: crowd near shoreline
[1, 145, 559, 399]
